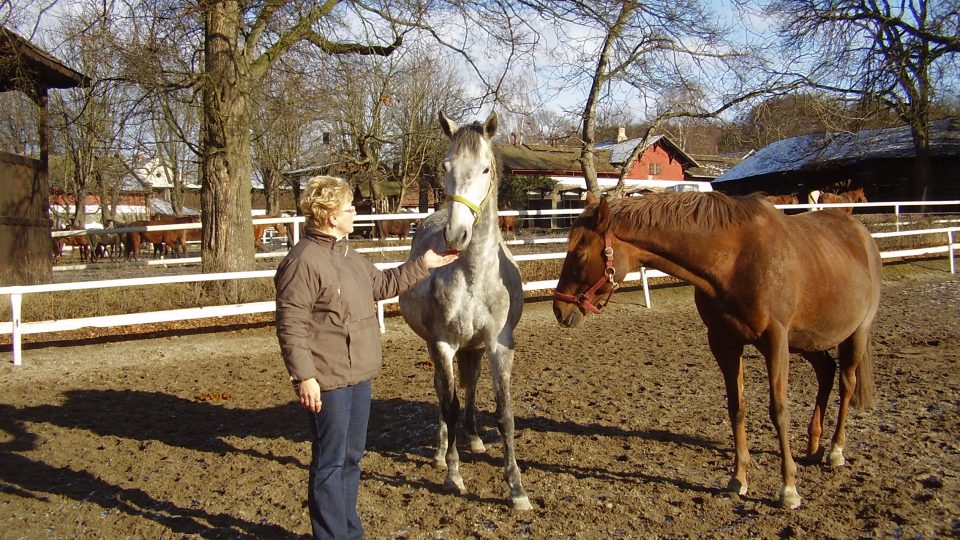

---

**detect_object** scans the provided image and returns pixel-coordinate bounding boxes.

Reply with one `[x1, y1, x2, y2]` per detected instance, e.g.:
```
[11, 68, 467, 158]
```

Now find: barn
[0, 27, 90, 285]
[712, 119, 960, 203]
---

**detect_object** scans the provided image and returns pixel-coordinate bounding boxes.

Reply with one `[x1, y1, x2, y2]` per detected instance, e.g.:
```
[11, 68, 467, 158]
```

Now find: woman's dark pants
[306, 380, 371, 540]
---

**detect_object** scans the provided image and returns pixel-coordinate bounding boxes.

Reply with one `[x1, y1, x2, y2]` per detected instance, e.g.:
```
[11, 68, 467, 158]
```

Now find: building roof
[714, 119, 960, 183]
[496, 143, 618, 176]
[0, 27, 90, 95]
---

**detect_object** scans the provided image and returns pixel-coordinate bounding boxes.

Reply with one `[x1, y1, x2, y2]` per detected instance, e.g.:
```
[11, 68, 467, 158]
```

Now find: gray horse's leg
[488, 339, 532, 510]
[430, 342, 465, 494]
[457, 349, 486, 453]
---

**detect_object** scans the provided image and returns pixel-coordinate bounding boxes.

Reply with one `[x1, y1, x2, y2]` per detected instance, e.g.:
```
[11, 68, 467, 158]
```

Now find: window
[648, 163, 662, 176]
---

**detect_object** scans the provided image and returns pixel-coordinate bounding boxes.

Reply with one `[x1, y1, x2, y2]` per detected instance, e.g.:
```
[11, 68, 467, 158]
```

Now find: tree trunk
[910, 121, 931, 203]
[201, 1, 255, 281]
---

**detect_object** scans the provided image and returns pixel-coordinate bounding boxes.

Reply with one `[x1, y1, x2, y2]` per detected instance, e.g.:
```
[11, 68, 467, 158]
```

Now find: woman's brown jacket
[274, 227, 429, 391]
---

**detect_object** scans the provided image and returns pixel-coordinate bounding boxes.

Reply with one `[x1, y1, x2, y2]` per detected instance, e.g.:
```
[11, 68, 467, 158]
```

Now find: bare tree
[384, 47, 470, 211]
[521, 0, 783, 197]
[48, 7, 142, 227]
[766, 0, 960, 200]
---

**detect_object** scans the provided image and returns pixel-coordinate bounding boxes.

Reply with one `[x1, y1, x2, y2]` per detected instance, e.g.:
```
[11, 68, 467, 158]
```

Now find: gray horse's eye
[483, 167, 490, 174]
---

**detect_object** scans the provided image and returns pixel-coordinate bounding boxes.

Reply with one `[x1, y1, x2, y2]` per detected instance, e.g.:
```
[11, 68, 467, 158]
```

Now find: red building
[608, 135, 701, 180]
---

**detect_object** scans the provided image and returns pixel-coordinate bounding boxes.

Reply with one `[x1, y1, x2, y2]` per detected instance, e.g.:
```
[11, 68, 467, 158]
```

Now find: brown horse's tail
[852, 342, 876, 409]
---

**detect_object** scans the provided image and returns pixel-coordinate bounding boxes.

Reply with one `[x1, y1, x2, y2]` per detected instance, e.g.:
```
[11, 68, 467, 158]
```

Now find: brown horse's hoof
[727, 477, 748, 496]
[780, 486, 802, 509]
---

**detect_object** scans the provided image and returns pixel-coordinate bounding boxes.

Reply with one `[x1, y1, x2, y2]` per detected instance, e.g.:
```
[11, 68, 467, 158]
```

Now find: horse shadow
[367, 398, 753, 499]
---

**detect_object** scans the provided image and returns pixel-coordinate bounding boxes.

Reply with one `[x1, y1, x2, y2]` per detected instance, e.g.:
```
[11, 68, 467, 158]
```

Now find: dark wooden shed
[0, 27, 90, 284]
[712, 120, 960, 204]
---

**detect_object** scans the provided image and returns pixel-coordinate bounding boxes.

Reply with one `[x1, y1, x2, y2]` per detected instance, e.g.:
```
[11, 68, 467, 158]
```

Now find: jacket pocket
[347, 316, 382, 367]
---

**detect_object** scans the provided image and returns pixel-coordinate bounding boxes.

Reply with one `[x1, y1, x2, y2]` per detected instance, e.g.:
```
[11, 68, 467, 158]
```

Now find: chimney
[511, 131, 520, 146]
[617, 127, 627, 143]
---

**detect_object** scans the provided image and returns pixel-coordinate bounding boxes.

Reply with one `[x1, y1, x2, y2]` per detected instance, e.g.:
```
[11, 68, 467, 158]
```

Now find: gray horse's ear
[483, 111, 498, 139]
[596, 196, 610, 230]
[439, 111, 457, 138]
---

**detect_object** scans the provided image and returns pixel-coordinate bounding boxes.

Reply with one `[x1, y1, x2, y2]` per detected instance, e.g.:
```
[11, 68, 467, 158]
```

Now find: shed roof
[495, 143, 618, 176]
[0, 27, 90, 95]
[714, 119, 960, 183]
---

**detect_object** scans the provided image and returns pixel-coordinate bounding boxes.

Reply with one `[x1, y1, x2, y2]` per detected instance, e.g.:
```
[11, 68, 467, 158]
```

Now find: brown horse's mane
[605, 191, 769, 232]
[568, 191, 768, 249]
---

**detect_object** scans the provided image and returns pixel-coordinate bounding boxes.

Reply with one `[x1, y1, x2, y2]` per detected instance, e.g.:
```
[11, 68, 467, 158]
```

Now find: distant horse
[818, 188, 867, 214]
[552, 191, 881, 509]
[55, 225, 91, 263]
[765, 193, 799, 206]
[354, 199, 377, 239]
[498, 202, 518, 239]
[90, 220, 125, 263]
[253, 215, 287, 251]
[125, 216, 196, 260]
[375, 216, 417, 241]
[399, 111, 531, 510]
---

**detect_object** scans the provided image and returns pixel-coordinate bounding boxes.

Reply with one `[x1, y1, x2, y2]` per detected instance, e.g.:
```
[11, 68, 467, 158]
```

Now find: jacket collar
[304, 226, 347, 249]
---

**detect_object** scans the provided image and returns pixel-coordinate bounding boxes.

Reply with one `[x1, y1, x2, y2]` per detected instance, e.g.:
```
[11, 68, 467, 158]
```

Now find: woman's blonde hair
[300, 176, 352, 228]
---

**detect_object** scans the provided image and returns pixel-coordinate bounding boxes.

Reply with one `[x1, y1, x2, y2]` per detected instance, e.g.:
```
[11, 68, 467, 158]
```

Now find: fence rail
[5, 201, 960, 367]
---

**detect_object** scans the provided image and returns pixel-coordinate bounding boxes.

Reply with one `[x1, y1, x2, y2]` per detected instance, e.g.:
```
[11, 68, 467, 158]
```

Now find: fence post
[11, 293, 22, 366]
[950, 231, 956, 275]
[641, 267, 652, 308]
[895, 204, 902, 232]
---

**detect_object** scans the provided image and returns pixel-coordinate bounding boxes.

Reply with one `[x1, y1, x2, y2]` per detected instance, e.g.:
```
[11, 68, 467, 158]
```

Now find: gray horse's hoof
[432, 458, 446, 470]
[443, 476, 466, 495]
[511, 495, 533, 511]
[469, 438, 486, 453]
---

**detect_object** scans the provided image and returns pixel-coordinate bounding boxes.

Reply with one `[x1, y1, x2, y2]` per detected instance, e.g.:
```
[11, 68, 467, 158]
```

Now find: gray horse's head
[439, 110, 498, 250]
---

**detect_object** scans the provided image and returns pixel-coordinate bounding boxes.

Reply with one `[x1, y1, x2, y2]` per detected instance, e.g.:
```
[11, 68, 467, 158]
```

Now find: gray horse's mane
[598, 191, 769, 232]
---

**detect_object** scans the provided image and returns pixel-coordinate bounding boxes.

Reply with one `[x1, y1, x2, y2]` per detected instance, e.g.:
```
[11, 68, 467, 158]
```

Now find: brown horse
[253, 215, 287, 251]
[125, 216, 196, 260]
[764, 193, 799, 205]
[552, 191, 881, 509]
[498, 203, 518, 239]
[54, 225, 91, 263]
[375, 217, 417, 241]
[817, 188, 867, 214]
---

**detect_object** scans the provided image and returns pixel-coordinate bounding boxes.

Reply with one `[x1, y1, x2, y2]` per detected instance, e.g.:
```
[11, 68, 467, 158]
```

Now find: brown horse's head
[553, 193, 629, 328]
[848, 188, 867, 203]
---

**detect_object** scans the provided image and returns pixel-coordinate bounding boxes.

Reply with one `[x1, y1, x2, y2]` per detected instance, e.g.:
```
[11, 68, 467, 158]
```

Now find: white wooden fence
[4, 201, 959, 366]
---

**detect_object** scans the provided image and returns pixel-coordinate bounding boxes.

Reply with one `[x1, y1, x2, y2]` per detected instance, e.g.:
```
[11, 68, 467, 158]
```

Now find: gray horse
[399, 111, 531, 511]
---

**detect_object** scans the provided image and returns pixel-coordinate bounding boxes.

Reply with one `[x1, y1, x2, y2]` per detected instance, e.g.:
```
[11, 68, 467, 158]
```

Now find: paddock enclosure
[1, 258, 958, 538]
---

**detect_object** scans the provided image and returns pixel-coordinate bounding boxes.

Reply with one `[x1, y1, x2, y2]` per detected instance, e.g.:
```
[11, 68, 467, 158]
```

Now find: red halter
[553, 230, 620, 314]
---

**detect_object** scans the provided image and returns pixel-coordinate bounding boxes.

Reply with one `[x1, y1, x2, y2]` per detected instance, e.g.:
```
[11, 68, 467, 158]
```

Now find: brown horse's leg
[758, 328, 801, 509]
[456, 349, 486, 454]
[829, 326, 871, 467]
[800, 350, 836, 458]
[707, 333, 750, 497]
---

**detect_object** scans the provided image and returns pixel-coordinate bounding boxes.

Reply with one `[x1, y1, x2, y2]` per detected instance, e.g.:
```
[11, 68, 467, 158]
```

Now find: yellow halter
[446, 180, 493, 225]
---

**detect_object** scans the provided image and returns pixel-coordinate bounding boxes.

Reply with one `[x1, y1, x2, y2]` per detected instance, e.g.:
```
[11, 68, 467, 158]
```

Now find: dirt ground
[1, 258, 958, 539]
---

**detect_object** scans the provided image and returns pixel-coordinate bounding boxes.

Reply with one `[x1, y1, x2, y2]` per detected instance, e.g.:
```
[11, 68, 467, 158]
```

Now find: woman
[275, 176, 457, 539]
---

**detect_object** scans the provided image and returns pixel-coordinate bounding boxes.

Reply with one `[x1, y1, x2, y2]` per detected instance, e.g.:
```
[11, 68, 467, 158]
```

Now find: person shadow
[0, 393, 305, 538]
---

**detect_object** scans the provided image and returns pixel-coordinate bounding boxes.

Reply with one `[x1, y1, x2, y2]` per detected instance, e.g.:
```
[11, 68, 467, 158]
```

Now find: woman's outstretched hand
[423, 249, 459, 269]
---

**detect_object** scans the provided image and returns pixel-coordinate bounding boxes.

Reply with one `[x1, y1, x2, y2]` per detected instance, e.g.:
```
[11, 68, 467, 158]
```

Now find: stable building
[0, 27, 90, 285]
